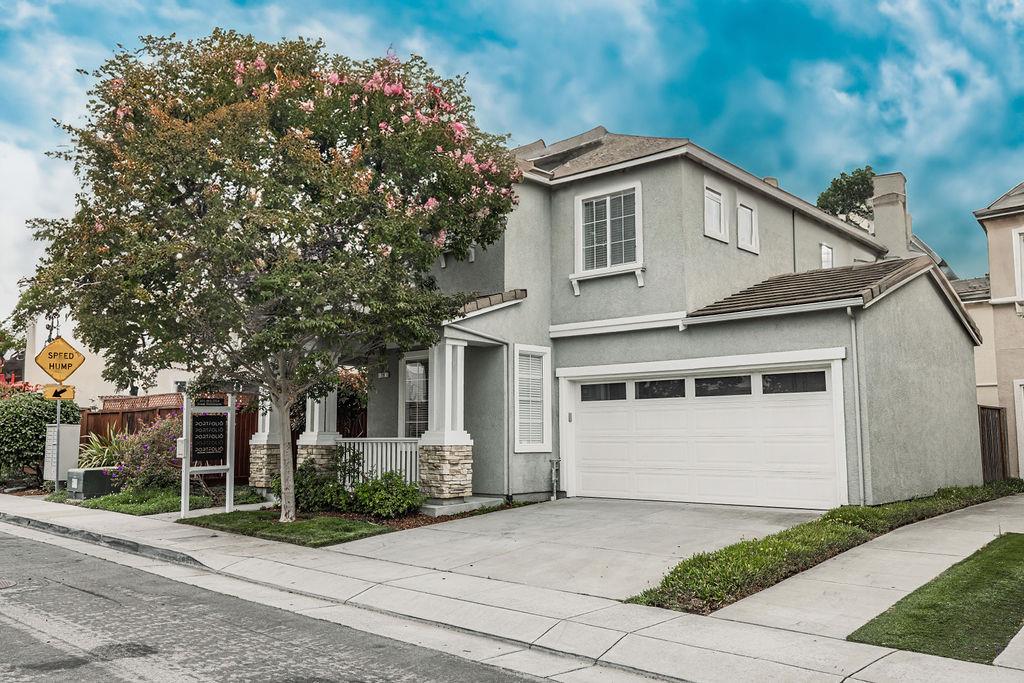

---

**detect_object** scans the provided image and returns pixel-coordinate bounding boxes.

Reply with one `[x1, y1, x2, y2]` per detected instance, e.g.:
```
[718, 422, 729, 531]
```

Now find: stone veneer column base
[248, 444, 280, 489]
[296, 444, 337, 471]
[418, 444, 473, 501]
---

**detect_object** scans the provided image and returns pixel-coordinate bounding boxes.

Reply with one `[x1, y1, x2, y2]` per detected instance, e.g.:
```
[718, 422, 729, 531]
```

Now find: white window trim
[1012, 227, 1024, 299]
[1014, 379, 1024, 477]
[514, 343, 552, 453]
[571, 180, 644, 296]
[736, 191, 759, 254]
[397, 350, 429, 438]
[820, 243, 834, 269]
[703, 175, 728, 243]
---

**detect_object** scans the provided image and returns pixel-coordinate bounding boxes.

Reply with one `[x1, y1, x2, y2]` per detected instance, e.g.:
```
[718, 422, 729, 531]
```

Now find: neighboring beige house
[953, 182, 1024, 477]
[23, 315, 190, 410]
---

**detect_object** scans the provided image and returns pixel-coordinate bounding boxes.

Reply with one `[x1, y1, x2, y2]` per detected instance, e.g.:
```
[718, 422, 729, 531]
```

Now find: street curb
[0, 511, 685, 682]
[0, 512, 206, 568]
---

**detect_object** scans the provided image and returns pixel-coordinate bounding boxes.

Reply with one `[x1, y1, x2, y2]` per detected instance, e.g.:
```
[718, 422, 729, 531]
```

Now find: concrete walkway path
[3, 494, 1024, 682]
[716, 494, 1024, 640]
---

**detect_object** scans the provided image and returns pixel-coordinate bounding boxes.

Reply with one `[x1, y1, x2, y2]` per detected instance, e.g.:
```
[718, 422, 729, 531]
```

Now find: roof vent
[763, 176, 779, 188]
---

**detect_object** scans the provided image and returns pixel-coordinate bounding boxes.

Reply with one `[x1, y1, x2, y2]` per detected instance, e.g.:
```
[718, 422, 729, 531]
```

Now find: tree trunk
[275, 396, 297, 522]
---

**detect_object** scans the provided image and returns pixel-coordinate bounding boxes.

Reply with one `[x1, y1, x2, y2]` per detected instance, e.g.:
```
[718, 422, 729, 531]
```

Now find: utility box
[67, 467, 115, 500]
[43, 423, 81, 483]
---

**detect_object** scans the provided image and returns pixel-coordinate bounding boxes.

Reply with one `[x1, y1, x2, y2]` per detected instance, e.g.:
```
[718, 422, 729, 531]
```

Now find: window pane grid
[404, 360, 428, 438]
[517, 352, 545, 444]
[582, 190, 636, 271]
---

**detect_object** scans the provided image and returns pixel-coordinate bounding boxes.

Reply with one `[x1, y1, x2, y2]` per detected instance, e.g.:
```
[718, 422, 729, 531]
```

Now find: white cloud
[0, 0, 57, 29]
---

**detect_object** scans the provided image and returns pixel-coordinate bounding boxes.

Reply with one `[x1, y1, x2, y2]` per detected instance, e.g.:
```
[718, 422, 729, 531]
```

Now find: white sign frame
[180, 392, 236, 519]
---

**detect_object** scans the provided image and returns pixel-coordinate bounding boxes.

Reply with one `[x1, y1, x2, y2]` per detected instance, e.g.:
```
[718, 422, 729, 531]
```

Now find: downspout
[846, 307, 867, 506]
[444, 324, 512, 501]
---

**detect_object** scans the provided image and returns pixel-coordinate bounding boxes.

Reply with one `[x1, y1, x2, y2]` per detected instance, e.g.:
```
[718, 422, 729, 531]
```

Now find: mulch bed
[275, 502, 530, 530]
[5, 488, 48, 497]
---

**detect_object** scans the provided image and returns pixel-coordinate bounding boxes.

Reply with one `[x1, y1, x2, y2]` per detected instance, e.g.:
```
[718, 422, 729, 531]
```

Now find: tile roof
[515, 126, 688, 179]
[952, 275, 990, 302]
[460, 288, 527, 314]
[688, 257, 934, 318]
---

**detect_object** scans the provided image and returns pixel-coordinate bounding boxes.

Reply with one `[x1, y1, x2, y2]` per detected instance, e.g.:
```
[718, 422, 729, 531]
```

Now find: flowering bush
[109, 414, 182, 491]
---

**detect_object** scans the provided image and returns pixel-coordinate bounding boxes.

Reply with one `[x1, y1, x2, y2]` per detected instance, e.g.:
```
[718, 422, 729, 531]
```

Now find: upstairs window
[704, 187, 726, 241]
[737, 201, 759, 253]
[820, 243, 834, 269]
[402, 359, 429, 438]
[582, 189, 638, 271]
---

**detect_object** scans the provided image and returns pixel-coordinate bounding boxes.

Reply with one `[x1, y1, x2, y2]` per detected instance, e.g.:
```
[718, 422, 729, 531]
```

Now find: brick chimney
[871, 172, 914, 258]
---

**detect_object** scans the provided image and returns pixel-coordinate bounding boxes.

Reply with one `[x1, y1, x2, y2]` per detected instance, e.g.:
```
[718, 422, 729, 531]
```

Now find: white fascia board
[550, 310, 688, 338]
[555, 347, 848, 380]
[444, 298, 523, 325]
[680, 298, 863, 329]
[925, 269, 984, 346]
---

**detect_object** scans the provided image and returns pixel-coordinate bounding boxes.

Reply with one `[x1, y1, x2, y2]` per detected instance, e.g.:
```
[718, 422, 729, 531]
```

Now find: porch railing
[337, 437, 420, 485]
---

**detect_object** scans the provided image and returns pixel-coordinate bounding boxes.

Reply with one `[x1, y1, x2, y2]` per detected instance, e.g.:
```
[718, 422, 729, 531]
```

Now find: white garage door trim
[556, 347, 849, 507]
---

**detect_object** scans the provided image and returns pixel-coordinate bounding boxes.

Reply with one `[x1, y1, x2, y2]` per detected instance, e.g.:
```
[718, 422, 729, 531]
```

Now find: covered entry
[558, 349, 848, 509]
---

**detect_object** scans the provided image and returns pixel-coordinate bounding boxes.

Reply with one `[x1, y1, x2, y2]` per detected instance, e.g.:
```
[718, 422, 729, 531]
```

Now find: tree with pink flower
[13, 30, 521, 523]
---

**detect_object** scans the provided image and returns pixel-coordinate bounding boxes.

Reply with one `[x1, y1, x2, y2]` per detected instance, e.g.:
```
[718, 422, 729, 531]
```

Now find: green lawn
[849, 533, 1024, 663]
[179, 509, 391, 547]
[631, 479, 1024, 614]
[48, 485, 265, 516]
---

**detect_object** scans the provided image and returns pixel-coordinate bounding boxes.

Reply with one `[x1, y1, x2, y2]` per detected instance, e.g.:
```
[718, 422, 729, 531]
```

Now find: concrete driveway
[333, 498, 819, 600]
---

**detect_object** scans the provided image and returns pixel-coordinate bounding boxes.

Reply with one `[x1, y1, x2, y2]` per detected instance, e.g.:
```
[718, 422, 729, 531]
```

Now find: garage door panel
[572, 366, 841, 509]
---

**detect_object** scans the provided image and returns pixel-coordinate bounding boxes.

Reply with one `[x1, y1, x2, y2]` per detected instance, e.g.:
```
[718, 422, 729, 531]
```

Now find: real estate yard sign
[180, 393, 236, 519]
[34, 336, 84, 491]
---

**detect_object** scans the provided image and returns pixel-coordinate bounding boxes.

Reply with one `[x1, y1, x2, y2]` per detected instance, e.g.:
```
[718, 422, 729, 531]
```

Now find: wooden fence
[79, 393, 258, 482]
[978, 405, 1009, 483]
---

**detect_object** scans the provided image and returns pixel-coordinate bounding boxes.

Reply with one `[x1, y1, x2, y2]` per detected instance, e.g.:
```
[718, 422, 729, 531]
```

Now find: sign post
[180, 391, 236, 519]
[34, 336, 85, 492]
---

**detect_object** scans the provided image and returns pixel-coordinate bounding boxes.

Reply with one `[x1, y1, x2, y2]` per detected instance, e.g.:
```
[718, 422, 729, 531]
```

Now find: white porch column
[248, 391, 282, 489]
[297, 390, 339, 470]
[418, 338, 473, 503]
[419, 339, 472, 446]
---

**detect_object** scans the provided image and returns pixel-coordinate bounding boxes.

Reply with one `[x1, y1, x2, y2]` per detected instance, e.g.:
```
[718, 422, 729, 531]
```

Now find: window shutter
[517, 352, 545, 444]
[738, 204, 754, 247]
[705, 188, 722, 237]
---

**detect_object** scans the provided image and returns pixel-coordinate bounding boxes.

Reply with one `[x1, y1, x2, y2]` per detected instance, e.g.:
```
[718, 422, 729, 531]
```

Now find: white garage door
[572, 368, 841, 509]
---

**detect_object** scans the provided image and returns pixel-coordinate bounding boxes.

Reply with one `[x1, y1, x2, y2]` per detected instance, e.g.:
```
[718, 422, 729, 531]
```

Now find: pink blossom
[400, 114, 411, 124]
[350, 93, 361, 104]
[380, 245, 392, 257]
[299, 99, 315, 112]
[234, 74, 244, 87]
[379, 121, 394, 134]
[433, 229, 447, 248]
[424, 197, 440, 211]
[115, 104, 131, 121]
[415, 109, 431, 124]
[435, 145, 444, 153]
[386, 51, 401, 65]
[234, 60, 246, 75]
[326, 71, 342, 86]
[461, 151, 477, 166]
[110, 78, 125, 91]
[323, 86, 333, 97]
[363, 71, 385, 92]
[252, 56, 267, 72]
[450, 121, 468, 141]
[383, 81, 405, 97]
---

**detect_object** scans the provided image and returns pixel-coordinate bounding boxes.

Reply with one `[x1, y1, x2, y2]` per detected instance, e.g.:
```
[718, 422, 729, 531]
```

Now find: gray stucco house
[286, 126, 982, 510]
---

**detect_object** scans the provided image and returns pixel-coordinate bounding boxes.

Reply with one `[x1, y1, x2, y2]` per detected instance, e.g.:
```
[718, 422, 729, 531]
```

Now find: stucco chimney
[763, 176, 779, 188]
[871, 172, 913, 258]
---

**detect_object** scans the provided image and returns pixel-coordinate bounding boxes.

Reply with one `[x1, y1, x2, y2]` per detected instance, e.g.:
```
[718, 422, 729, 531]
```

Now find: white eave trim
[556, 347, 848, 379]
[550, 310, 687, 338]
[444, 298, 523, 325]
[679, 298, 863, 329]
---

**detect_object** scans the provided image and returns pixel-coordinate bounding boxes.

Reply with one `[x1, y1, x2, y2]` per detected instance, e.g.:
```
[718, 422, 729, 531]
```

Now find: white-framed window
[514, 344, 552, 452]
[820, 243, 834, 269]
[580, 186, 640, 271]
[737, 195, 759, 254]
[703, 176, 728, 243]
[398, 351, 429, 438]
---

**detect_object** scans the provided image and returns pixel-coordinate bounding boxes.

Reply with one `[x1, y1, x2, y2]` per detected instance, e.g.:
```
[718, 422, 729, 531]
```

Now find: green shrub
[353, 471, 425, 519]
[632, 520, 870, 613]
[78, 425, 132, 468]
[110, 414, 182, 491]
[0, 389, 79, 482]
[272, 459, 349, 513]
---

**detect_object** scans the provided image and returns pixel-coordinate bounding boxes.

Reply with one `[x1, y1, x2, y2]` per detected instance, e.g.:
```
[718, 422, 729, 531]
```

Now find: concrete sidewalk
[3, 494, 1023, 682]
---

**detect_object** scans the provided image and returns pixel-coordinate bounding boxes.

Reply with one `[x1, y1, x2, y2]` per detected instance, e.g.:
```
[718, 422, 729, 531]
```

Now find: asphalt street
[0, 530, 529, 682]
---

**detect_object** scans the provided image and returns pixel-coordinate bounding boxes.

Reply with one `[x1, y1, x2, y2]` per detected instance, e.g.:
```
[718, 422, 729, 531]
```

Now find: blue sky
[2, 0, 1023, 318]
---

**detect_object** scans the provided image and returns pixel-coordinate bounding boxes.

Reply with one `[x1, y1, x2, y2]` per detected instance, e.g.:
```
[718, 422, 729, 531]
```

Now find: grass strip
[630, 479, 1024, 614]
[848, 533, 1024, 663]
[52, 485, 266, 516]
[179, 509, 392, 547]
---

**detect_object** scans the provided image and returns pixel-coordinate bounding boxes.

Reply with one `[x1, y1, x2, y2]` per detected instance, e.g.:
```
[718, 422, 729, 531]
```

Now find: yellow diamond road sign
[35, 336, 85, 383]
[43, 384, 75, 401]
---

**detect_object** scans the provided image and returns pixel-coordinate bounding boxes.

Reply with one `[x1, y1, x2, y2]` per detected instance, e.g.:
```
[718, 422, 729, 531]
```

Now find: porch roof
[460, 289, 527, 314]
